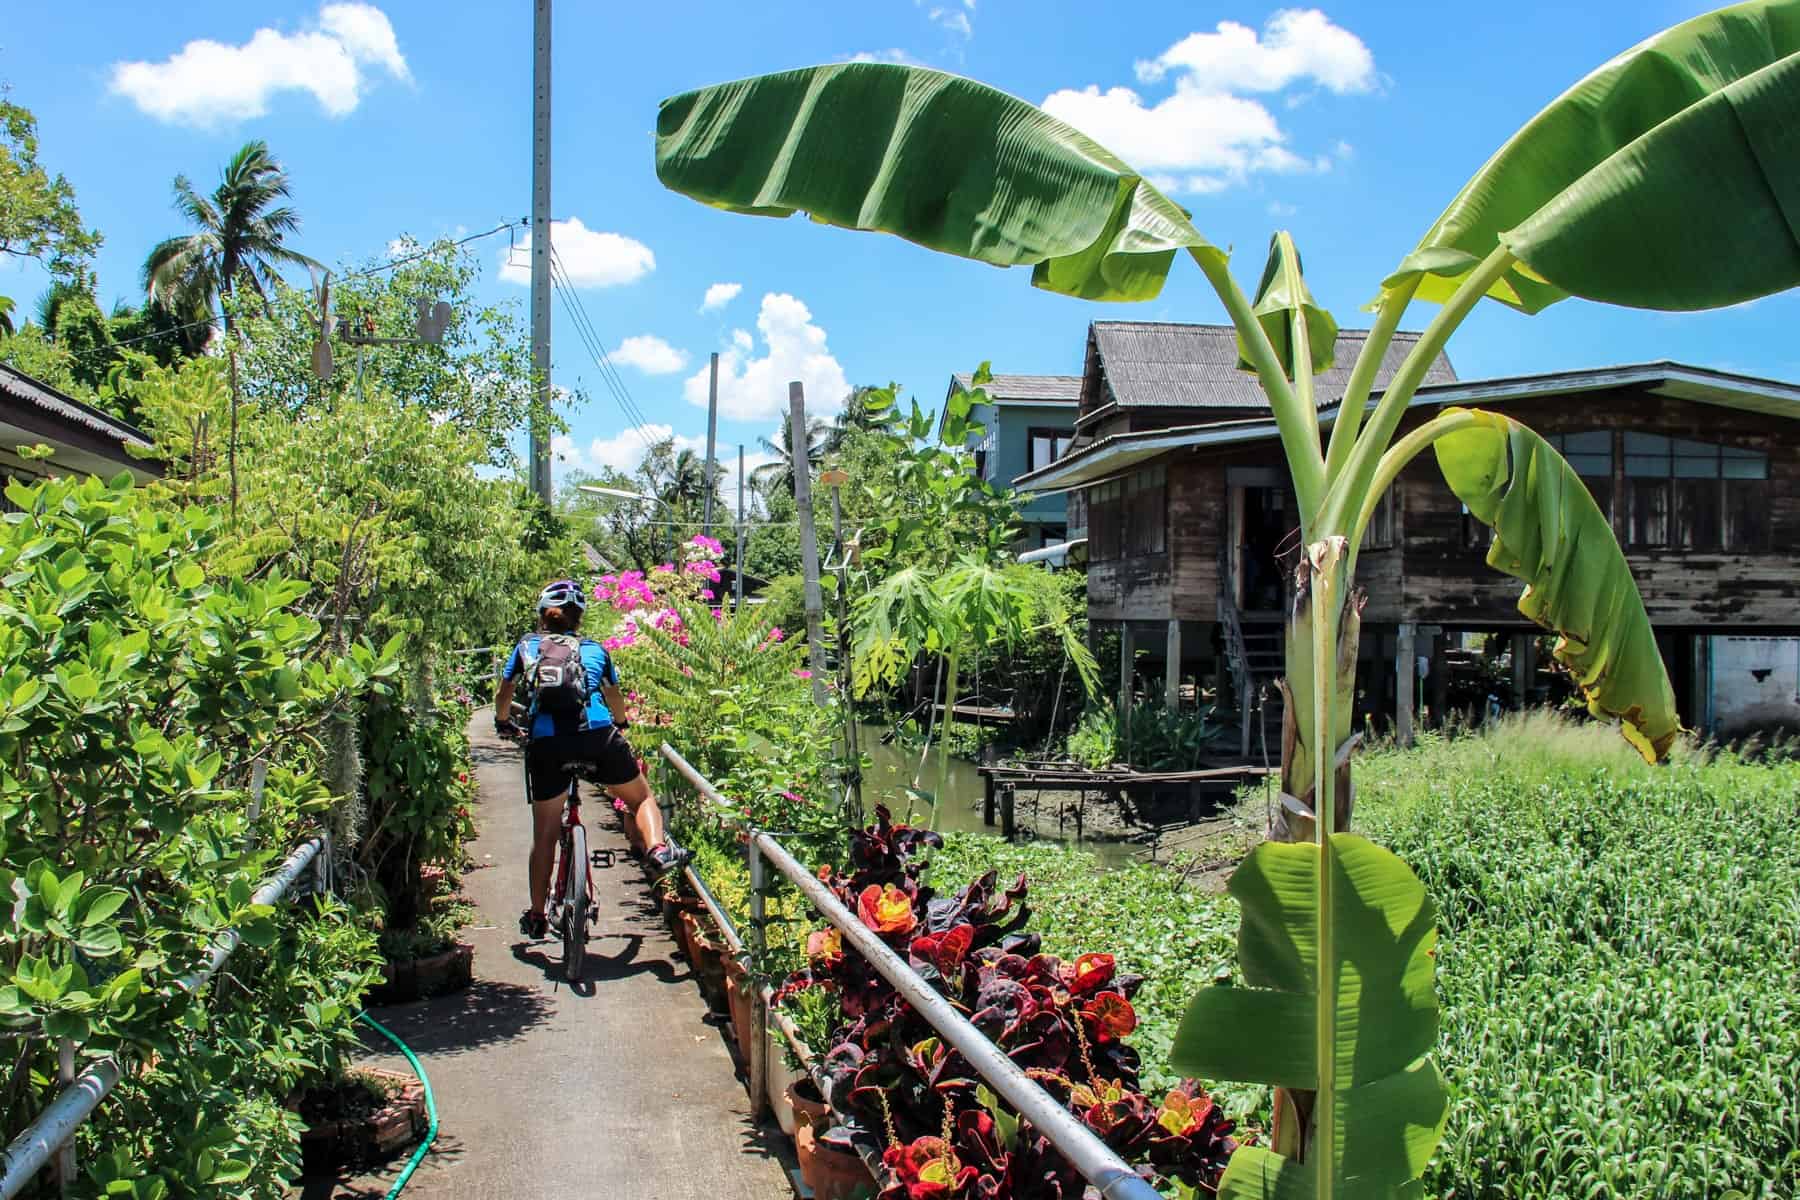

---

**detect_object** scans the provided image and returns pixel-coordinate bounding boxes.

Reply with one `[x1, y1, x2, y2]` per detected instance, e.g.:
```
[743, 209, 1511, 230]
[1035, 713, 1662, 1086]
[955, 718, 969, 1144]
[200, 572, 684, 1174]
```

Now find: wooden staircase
[1219, 549, 1287, 760]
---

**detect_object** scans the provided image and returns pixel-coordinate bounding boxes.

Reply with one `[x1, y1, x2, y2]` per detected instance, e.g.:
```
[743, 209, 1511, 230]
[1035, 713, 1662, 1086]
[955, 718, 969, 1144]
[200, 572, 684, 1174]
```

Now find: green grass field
[933, 713, 1800, 1200]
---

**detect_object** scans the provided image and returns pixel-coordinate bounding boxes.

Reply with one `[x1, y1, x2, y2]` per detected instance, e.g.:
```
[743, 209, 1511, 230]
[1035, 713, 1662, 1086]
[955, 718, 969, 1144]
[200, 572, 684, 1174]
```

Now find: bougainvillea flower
[794, 669, 813, 679]
[1068, 952, 1115, 997]
[1083, 991, 1137, 1042]
[806, 927, 843, 964]
[857, 884, 918, 936]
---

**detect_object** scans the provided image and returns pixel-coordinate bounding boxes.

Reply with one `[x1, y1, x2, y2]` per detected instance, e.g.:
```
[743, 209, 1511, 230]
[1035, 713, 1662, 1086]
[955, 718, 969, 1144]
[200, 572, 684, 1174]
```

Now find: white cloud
[847, 48, 929, 67]
[917, 0, 973, 39]
[1268, 200, 1298, 217]
[1134, 10, 1375, 93]
[554, 424, 706, 476]
[683, 293, 850, 423]
[109, 3, 409, 128]
[610, 334, 687, 375]
[700, 282, 743, 312]
[499, 218, 654, 288]
[1043, 10, 1375, 195]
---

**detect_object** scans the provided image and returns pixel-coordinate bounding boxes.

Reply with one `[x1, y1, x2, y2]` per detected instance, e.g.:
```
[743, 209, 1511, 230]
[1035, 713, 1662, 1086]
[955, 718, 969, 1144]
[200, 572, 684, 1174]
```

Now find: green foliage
[0, 472, 392, 1192]
[235, 238, 542, 464]
[756, 573, 808, 640]
[0, 96, 101, 277]
[359, 693, 477, 929]
[1173, 836, 1449, 1200]
[1392, 0, 1800, 313]
[1434, 408, 1679, 760]
[1064, 700, 1222, 770]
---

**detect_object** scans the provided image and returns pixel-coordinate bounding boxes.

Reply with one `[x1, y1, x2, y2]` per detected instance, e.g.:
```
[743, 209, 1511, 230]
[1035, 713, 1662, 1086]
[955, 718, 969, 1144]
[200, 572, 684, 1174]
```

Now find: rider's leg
[528, 791, 566, 914]
[606, 773, 667, 850]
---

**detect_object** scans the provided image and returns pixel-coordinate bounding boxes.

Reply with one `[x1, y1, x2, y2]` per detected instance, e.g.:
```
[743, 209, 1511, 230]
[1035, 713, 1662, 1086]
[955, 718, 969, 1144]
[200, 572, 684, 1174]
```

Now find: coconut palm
[753, 414, 829, 497]
[143, 139, 317, 517]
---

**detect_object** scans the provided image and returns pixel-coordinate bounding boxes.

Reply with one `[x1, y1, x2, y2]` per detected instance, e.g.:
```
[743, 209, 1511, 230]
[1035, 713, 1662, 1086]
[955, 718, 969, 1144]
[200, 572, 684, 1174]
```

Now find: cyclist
[493, 579, 688, 940]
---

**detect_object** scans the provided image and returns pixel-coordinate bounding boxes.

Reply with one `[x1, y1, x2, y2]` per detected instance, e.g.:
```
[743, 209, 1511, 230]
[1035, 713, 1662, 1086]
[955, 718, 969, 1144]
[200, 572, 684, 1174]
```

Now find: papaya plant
[653, 1, 1800, 1194]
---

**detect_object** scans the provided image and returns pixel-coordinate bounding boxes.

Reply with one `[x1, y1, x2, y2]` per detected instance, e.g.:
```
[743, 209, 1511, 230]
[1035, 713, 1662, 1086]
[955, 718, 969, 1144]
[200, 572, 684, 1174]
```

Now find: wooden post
[983, 773, 996, 826]
[1510, 632, 1531, 710]
[999, 785, 1016, 839]
[1395, 622, 1416, 747]
[1164, 619, 1182, 710]
[1119, 623, 1135, 713]
[789, 382, 829, 706]
[732, 444, 746, 609]
[1426, 627, 1448, 727]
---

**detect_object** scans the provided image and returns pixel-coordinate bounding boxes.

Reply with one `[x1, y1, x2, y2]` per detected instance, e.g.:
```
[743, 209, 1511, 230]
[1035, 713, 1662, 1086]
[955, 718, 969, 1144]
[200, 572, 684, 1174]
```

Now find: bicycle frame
[549, 781, 598, 926]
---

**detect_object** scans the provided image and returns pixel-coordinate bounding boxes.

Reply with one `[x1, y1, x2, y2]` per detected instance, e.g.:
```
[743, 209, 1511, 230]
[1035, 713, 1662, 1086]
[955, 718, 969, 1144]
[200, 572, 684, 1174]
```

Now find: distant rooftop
[1086, 321, 1458, 411]
[949, 372, 1082, 404]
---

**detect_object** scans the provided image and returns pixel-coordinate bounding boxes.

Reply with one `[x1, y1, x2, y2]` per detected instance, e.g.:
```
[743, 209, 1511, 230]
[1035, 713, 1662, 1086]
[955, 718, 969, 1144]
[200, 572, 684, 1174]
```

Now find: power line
[547, 247, 662, 454]
[65, 222, 523, 361]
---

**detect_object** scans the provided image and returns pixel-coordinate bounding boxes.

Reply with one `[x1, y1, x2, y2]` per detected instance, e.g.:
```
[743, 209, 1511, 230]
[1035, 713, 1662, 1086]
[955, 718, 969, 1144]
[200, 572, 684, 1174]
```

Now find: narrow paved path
[301, 716, 793, 1199]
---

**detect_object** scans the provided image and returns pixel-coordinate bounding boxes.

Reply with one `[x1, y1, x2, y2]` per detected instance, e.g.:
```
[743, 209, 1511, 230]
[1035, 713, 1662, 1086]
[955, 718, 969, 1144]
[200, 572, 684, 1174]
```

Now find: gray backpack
[531, 634, 588, 715]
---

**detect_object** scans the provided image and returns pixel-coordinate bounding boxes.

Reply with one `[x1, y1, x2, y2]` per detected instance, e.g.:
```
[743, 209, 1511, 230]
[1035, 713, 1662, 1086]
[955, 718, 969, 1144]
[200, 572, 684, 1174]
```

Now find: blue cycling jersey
[502, 634, 619, 739]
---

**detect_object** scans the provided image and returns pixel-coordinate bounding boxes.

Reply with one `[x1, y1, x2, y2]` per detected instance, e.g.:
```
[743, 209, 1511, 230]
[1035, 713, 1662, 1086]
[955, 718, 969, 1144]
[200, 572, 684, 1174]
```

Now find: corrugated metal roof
[950, 372, 1082, 405]
[0, 362, 154, 449]
[1089, 321, 1457, 410]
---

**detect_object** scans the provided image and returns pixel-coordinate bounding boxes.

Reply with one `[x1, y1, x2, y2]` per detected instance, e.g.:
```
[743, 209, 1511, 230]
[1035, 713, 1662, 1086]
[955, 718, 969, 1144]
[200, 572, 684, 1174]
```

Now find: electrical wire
[65, 222, 523, 361]
[547, 247, 663, 453]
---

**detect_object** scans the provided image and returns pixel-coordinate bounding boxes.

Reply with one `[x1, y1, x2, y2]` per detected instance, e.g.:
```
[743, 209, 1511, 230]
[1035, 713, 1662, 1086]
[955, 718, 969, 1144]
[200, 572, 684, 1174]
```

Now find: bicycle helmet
[537, 579, 588, 613]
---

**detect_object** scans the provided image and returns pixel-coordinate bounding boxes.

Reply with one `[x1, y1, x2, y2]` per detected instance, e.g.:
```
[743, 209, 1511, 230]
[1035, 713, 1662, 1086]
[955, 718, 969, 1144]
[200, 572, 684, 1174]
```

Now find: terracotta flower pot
[795, 1121, 872, 1200]
[680, 911, 729, 1013]
[367, 942, 474, 1006]
[296, 1067, 426, 1172]
[724, 971, 754, 1067]
[786, 1078, 830, 1131]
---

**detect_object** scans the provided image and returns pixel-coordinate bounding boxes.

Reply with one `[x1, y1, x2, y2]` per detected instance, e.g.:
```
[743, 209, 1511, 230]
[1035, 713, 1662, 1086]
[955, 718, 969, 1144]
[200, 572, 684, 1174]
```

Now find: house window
[1362, 485, 1397, 551]
[1028, 428, 1074, 473]
[1085, 465, 1166, 560]
[1122, 464, 1167, 556]
[1622, 433, 1767, 551]
[1547, 430, 1615, 522]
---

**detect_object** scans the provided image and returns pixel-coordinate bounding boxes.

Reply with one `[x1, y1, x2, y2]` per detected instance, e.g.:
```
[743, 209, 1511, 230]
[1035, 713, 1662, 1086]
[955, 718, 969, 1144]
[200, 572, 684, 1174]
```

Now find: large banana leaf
[1435, 408, 1679, 761]
[656, 63, 1222, 301]
[1389, 0, 1800, 312]
[1247, 232, 1338, 382]
[1171, 835, 1447, 1199]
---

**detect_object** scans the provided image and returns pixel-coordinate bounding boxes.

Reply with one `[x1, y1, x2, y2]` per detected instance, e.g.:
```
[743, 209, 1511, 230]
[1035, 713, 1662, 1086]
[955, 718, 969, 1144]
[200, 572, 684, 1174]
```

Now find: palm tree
[661, 448, 710, 508]
[822, 383, 885, 454]
[753, 414, 828, 497]
[143, 140, 316, 517]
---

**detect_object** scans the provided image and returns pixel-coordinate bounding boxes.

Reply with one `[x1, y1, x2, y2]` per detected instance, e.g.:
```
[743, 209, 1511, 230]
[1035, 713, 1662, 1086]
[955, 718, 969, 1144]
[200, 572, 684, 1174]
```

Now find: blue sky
[7, 0, 1799, 497]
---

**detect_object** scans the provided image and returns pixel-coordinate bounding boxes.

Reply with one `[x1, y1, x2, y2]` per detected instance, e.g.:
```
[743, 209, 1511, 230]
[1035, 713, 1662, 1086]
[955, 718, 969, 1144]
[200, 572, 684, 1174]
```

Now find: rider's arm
[494, 677, 517, 726]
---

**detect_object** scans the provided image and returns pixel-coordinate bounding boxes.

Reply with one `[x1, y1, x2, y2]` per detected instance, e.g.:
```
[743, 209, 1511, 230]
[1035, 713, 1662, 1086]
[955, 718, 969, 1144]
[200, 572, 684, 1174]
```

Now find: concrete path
[298, 717, 793, 1199]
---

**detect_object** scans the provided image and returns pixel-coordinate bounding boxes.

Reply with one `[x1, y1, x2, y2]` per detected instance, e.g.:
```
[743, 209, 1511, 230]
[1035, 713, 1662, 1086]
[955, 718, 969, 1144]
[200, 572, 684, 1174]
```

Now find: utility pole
[702, 351, 720, 534]
[790, 382, 829, 706]
[528, 0, 553, 504]
[733, 443, 747, 609]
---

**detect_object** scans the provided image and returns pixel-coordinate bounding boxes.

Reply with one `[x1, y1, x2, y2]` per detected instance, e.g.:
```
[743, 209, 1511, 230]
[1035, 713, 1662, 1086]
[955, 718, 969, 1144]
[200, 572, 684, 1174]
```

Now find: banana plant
[653, 2, 1800, 1194]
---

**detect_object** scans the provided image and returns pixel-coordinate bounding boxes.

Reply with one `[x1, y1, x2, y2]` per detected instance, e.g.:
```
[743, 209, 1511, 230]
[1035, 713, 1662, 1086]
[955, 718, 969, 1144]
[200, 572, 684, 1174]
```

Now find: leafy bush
[0, 473, 393, 1194]
[1063, 700, 1222, 771]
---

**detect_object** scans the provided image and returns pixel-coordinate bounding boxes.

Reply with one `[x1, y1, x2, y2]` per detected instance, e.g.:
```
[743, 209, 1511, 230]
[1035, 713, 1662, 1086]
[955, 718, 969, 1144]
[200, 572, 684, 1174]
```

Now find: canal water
[858, 733, 1143, 869]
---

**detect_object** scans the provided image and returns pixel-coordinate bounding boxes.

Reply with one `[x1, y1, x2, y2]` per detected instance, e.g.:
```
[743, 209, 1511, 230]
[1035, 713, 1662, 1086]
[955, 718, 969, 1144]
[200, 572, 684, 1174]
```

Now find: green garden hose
[355, 1011, 438, 1199]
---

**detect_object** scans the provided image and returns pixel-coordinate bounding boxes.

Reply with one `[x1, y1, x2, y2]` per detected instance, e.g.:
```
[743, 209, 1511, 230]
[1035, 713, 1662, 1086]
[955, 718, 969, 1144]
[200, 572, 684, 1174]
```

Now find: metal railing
[658, 743, 1161, 1200]
[0, 837, 326, 1199]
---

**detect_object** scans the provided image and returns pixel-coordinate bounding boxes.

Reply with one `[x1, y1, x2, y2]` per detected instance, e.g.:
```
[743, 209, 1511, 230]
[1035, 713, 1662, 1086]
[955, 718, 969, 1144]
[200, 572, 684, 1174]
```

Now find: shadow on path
[293, 1131, 467, 1198]
[360, 979, 553, 1058]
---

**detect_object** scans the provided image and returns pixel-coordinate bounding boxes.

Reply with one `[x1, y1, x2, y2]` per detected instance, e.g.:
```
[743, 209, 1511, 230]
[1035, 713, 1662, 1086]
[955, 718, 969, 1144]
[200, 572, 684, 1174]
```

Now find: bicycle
[503, 712, 604, 983]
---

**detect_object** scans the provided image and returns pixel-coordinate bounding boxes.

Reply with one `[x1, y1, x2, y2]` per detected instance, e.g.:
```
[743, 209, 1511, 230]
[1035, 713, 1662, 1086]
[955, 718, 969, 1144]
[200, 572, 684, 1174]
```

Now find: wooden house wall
[1086, 385, 1800, 634]
[1383, 389, 1800, 629]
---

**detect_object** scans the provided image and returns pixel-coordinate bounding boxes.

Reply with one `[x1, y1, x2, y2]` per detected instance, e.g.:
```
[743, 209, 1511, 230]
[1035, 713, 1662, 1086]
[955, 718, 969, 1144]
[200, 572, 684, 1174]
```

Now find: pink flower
[794, 669, 812, 679]
[765, 627, 785, 643]
[653, 563, 675, 575]
[780, 790, 805, 804]
[700, 588, 715, 600]
[688, 533, 725, 557]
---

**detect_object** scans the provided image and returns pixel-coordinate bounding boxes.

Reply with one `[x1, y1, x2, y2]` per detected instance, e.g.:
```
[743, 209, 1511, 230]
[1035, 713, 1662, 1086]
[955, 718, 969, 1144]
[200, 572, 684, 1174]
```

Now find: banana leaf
[1390, 0, 1800, 312]
[1247, 232, 1338, 382]
[1435, 408, 1679, 761]
[655, 62, 1221, 302]
[1171, 834, 1448, 1199]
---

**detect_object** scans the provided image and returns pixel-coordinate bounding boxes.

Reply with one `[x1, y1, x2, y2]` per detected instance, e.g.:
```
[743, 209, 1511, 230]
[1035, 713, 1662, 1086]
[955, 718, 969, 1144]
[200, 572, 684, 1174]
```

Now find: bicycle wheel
[563, 822, 588, 982]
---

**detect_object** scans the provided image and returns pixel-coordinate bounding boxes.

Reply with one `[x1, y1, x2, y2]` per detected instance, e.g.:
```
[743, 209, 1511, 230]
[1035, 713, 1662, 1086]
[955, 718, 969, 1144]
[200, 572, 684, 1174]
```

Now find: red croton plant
[775, 808, 1241, 1198]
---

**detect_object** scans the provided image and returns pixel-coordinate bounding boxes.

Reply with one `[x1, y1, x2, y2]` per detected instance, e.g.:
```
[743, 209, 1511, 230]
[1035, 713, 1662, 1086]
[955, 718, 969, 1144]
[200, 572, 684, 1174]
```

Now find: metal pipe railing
[658, 742, 1158, 1198]
[0, 837, 325, 1199]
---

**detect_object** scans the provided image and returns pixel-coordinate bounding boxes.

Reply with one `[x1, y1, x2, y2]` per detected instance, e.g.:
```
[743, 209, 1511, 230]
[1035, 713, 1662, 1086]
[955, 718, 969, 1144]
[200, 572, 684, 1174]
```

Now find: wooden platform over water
[974, 760, 1274, 840]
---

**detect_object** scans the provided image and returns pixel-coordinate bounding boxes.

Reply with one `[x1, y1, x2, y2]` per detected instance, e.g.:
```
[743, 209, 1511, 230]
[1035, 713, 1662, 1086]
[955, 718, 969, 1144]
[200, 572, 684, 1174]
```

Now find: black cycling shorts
[525, 725, 641, 804]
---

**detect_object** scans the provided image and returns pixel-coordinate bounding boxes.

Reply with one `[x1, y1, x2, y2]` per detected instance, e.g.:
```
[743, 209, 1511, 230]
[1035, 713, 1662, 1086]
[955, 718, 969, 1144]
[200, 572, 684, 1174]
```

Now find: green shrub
[0, 473, 393, 1195]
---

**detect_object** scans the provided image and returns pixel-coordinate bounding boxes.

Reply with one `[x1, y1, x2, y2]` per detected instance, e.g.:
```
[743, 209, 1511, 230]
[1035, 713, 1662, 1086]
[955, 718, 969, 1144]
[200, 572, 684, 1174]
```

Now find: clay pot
[366, 942, 474, 1006]
[296, 1067, 426, 1172]
[724, 972, 755, 1066]
[681, 912, 729, 1013]
[795, 1121, 872, 1200]
[786, 1078, 830, 1131]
